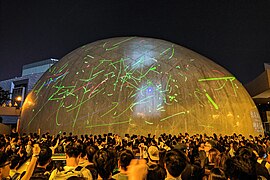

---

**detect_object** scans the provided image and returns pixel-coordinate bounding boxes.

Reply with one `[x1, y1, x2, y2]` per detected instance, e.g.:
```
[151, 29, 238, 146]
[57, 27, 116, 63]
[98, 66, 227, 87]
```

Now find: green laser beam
[205, 93, 219, 110]
[198, 76, 235, 82]
[160, 112, 186, 122]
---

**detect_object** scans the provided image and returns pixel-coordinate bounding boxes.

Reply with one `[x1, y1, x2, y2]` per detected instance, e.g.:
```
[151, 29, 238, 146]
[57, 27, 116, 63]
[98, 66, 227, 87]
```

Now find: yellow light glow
[16, 96, 22, 101]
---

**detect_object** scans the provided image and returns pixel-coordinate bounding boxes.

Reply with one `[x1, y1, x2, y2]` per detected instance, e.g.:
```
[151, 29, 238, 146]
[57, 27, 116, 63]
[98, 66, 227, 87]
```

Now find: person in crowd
[228, 142, 238, 158]
[9, 155, 20, 178]
[174, 143, 205, 180]
[147, 145, 159, 166]
[0, 152, 11, 180]
[112, 149, 134, 180]
[164, 149, 187, 180]
[214, 153, 229, 171]
[93, 148, 117, 180]
[29, 145, 52, 179]
[10, 128, 19, 139]
[2, 131, 270, 180]
[81, 145, 99, 180]
[25, 140, 33, 157]
[225, 146, 269, 180]
[205, 148, 220, 171]
[262, 150, 270, 174]
[159, 148, 166, 168]
[19, 143, 50, 180]
[147, 164, 166, 180]
[49, 143, 92, 180]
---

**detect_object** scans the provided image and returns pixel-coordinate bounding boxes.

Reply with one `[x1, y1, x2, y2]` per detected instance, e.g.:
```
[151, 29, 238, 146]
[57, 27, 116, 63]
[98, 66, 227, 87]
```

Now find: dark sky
[1, 0, 270, 84]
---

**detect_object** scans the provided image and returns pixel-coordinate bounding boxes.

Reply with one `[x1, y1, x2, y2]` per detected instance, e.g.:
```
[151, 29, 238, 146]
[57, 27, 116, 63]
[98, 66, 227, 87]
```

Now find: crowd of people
[1, 128, 270, 180]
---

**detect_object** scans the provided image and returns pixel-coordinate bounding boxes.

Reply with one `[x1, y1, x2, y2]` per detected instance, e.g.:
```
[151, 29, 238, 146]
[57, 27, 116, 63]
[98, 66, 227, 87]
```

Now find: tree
[0, 87, 11, 106]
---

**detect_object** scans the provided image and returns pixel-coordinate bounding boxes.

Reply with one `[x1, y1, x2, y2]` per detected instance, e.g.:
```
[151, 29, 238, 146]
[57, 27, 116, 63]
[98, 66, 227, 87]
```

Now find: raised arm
[21, 144, 41, 180]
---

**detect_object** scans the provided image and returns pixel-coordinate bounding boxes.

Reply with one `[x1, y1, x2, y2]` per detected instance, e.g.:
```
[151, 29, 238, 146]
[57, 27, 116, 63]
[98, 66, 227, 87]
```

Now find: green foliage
[0, 87, 10, 105]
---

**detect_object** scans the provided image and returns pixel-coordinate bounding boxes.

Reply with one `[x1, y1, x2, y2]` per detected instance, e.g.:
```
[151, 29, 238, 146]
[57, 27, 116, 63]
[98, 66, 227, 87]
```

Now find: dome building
[20, 37, 263, 136]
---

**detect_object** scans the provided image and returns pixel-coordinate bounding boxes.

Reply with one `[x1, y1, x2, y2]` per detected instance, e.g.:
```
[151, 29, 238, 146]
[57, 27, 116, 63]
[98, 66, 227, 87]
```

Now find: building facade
[0, 58, 58, 124]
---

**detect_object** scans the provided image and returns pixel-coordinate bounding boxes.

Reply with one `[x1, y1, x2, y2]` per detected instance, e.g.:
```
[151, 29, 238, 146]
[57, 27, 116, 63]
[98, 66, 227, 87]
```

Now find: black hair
[206, 140, 217, 149]
[93, 148, 117, 180]
[65, 143, 81, 158]
[147, 164, 166, 180]
[225, 147, 257, 179]
[225, 156, 257, 180]
[38, 145, 52, 166]
[159, 148, 166, 168]
[86, 145, 98, 162]
[257, 145, 266, 158]
[236, 146, 257, 163]
[165, 149, 187, 178]
[119, 149, 134, 171]
[0, 152, 9, 167]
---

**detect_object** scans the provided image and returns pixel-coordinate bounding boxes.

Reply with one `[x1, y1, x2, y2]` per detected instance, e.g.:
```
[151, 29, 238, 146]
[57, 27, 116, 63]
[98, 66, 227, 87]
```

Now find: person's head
[205, 140, 216, 153]
[86, 145, 98, 163]
[224, 146, 257, 180]
[118, 149, 134, 171]
[208, 148, 220, 163]
[214, 153, 229, 170]
[65, 144, 81, 158]
[147, 164, 166, 180]
[173, 143, 188, 156]
[236, 146, 257, 163]
[148, 146, 159, 162]
[0, 152, 10, 179]
[225, 156, 257, 180]
[164, 149, 187, 178]
[93, 148, 117, 179]
[38, 145, 52, 167]
[257, 145, 266, 159]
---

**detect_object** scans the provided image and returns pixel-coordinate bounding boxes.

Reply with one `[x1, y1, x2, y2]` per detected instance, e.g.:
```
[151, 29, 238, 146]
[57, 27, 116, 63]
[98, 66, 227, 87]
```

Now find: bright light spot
[147, 87, 153, 92]
[16, 96, 22, 101]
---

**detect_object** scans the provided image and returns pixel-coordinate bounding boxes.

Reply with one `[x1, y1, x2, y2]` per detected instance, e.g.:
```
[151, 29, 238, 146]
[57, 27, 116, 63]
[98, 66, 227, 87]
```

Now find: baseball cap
[148, 146, 159, 161]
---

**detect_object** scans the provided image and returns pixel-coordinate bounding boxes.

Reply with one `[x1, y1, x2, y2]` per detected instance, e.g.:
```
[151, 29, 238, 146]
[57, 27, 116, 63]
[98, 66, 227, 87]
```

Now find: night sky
[1, 0, 270, 84]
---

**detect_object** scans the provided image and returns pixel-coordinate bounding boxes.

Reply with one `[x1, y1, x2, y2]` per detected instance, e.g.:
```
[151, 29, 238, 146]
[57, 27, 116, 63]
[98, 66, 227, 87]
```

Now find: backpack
[52, 166, 84, 180]
[85, 164, 98, 180]
[20, 168, 50, 180]
[30, 171, 50, 180]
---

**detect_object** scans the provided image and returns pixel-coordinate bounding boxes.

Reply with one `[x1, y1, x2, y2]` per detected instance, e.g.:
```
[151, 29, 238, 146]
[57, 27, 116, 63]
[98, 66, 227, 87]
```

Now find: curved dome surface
[20, 37, 263, 136]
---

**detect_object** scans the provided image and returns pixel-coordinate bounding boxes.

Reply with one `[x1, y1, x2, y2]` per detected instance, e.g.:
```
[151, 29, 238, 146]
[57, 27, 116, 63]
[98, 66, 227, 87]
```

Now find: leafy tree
[0, 87, 11, 106]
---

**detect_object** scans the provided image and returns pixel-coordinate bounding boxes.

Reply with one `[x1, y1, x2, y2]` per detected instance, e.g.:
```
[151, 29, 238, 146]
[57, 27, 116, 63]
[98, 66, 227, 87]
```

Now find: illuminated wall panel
[20, 37, 263, 136]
